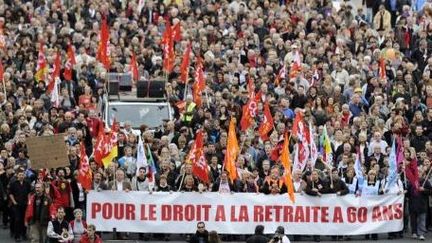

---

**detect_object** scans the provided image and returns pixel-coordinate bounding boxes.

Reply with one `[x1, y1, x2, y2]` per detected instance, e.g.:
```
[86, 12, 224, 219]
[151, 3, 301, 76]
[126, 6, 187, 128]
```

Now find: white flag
[50, 77, 60, 108]
[136, 134, 147, 175]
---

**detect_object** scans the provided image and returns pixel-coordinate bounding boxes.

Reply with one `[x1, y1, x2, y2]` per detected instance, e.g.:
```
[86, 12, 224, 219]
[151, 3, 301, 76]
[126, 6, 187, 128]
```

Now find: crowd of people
[0, 0, 431, 242]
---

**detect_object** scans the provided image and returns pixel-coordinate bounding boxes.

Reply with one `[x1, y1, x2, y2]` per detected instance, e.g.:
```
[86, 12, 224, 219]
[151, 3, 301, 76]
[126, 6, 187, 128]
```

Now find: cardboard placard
[26, 134, 69, 169]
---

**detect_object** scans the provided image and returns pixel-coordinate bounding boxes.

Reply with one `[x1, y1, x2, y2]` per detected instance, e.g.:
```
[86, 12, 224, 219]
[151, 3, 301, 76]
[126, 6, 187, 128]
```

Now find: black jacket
[408, 179, 432, 214]
[326, 178, 349, 195]
[246, 234, 269, 243]
[190, 230, 209, 243]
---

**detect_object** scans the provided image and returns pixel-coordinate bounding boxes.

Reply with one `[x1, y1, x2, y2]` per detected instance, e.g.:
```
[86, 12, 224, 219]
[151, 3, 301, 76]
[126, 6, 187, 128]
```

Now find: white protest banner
[86, 191, 403, 235]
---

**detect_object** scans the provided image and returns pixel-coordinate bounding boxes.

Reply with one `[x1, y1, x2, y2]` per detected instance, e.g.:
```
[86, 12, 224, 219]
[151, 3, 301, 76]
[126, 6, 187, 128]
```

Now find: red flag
[162, 21, 175, 73]
[171, 22, 182, 42]
[47, 52, 61, 93]
[78, 142, 93, 190]
[63, 44, 76, 81]
[190, 130, 209, 183]
[0, 58, 3, 82]
[130, 51, 139, 81]
[292, 112, 303, 138]
[192, 57, 205, 106]
[379, 58, 386, 80]
[289, 51, 302, 78]
[93, 129, 106, 167]
[258, 102, 274, 140]
[274, 65, 286, 86]
[161, 21, 172, 45]
[179, 42, 192, 84]
[97, 16, 110, 70]
[247, 78, 255, 95]
[240, 80, 258, 131]
[405, 156, 419, 193]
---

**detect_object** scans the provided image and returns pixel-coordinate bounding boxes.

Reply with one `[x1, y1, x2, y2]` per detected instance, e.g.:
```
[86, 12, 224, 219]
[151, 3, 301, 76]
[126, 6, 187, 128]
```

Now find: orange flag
[78, 142, 93, 191]
[258, 102, 274, 140]
[97, 16, 110, 70]
[379, 58, 386, 80]
[192, 57, 205, 106]
[281, 132, 295, 203]
[180, 42, 192, 84]
[130, 51, 139, 81]
[162, 21, 175, 73]
[224, 118, 239, 182]
[63, 44, 76, 81]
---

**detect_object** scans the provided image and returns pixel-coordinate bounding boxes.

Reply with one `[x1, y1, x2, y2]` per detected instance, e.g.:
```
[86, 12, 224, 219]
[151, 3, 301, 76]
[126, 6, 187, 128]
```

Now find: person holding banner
[362, 169, 380, 241]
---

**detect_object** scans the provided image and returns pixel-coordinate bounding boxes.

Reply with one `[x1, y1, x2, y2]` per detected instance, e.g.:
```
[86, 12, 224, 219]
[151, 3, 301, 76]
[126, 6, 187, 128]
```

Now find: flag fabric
[97, 16, 110, 71]
[240, 79, 258, 131]
[137, 0, 146, 14]
[78, 142, 92, 190]
[311, 68, 320, 86]
[189, 130, 210, 183]
[405, 156, 419, 193]
[146, 144, 157, 182]
[224, 118, 239, 182]
[192, 57, 205, 107]
[0, 58, 3, 81]
[274, 64, 286, 86]
[63, 44, 76, 81]
[135, 135, 147, 176]
[320, 125, 333, 166]
[101, 120, 118, 168]
[171, 22, 182, 42]
[179, 42, 192, 84]
[162, 21, 175, 73]
[309, 122, 318, 168]
[281, 132, 295, 203]
[130, 51, 139, 81]
[386, 139, 398, 192]
[258, 102, 274, 140]
[379, 58, 386, 80]
[93, 129, 106, 167]
[292, 112, 310, 171]
[289, 51, 302, 78]
[35, 42, 48, 81]
[396, 136, 404, 168]
[47, 52, 61, 107]
[354, 150, 364, 193]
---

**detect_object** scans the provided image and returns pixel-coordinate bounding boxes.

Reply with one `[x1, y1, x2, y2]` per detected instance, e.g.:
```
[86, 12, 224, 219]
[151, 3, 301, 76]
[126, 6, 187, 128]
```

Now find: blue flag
[386, 139, 398, 192]
[354, 151, 364, 193]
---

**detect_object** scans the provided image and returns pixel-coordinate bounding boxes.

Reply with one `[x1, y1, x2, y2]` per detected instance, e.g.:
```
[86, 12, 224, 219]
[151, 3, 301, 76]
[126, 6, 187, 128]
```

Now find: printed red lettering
[372, 206, 382, 222]
[161, 205, 171, 221]
[202, 205, 211, 221]
[238, 206, 249, 222]
[91, 203, 101, 219]
[333, 207, 343, 223]
[230, 206, 238, 222]
[393, 203, 403, 219]
[184, 205, 194, 221]
[382, 205, 393, 221]
[173, 205, 183, 221]
[358, 207, 367, 223]
[253, 206, 263, 222]
[347, 207, 356, 223]
[125, 204, 135, 220]
[149, 204, 156, 220]
[114, 203, 124, 220]
[321, 207, 329, 223]
[311, 207, 320, 223]
[283, 206, 293, 222]
[265, 206, 273, 221]
[294, 206, 304, 222]
[102, 203, 112, 219]
[215, 205, 226, 221]
[273, 206, 282, 222]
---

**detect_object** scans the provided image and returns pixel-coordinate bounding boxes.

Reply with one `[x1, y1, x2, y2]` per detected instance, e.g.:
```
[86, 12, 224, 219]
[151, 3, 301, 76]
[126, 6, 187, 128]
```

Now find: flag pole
[177, 169, 186, 192]
[2, 77, 5, 96]
[422, 166, 432, 187]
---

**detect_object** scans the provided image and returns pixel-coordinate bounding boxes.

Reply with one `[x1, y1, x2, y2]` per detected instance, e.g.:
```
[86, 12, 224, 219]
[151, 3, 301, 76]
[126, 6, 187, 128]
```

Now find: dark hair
[255, 225, 265, 235]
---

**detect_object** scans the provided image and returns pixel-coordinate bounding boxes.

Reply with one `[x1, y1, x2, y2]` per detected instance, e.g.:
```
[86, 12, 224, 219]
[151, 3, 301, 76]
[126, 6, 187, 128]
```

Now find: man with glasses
[189, 221, 209, 243]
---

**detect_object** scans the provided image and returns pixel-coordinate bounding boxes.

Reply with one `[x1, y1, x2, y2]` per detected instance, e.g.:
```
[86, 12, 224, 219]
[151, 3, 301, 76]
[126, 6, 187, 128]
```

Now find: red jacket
[79, 233, 102, 243]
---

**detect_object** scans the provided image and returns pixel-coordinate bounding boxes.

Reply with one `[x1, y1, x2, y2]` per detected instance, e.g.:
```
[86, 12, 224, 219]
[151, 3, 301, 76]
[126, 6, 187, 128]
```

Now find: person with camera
[268, 226, 290, 243]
